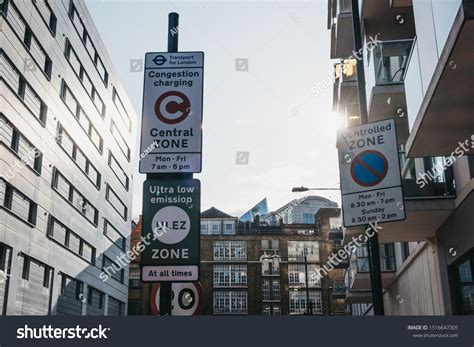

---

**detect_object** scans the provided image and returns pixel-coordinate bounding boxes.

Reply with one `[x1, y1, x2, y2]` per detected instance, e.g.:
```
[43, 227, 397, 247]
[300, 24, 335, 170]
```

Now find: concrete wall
[384, 242, 445, 315]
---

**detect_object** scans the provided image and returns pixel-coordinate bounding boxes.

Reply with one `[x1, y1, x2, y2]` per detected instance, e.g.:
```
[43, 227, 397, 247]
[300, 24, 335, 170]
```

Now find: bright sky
[85, 0, 343, 219]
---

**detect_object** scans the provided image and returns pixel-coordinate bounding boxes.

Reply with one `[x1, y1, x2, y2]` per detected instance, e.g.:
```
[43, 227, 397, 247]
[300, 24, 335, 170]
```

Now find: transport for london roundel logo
[350, 150, 388, 187]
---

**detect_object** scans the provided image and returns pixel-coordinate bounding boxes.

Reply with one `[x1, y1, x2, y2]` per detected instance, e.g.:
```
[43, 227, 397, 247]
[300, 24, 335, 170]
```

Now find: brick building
[128, 203, 350, 316]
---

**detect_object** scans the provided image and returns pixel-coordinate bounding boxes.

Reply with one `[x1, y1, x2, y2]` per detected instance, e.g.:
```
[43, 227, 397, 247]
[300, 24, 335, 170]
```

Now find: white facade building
[0, 0, 136, 315]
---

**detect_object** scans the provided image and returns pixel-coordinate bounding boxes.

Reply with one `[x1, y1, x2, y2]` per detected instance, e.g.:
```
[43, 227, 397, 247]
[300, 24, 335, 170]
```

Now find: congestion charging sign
[338, 119, 405, 227]
[139, 52, 204, 173]
[141, 179, 200, 282]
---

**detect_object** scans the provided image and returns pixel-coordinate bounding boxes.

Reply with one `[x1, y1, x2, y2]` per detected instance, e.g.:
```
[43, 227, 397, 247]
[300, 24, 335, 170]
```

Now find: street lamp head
[292, 186, 309, 192]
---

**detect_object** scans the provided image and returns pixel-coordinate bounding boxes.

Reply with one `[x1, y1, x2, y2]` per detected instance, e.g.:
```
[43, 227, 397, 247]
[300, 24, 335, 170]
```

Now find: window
[106, 184, 128, 221]
[223, 221, 235, 235]
[0, 179, 37, 225]
[48, 216, 96, 264]
[0, 52, 47, 125]
[273, 306, 281, 316]
[4, 2, 52, 79]
[262, 305, 271, 316]
[60, 80, 103, 152]
[211, 222, 220, 234]
[453, 253, 474, 315]
[110, 120, 130, 162]
[58, 273, 84, 317]
[52, 168, 98, 226]
[379, 244, 396, 271]
[112, 87, 131, 132]
[262, 257, 280, 276]
[64, 39, 105, 117]
[401, 242, 410, 262]
[289, 291, 322, 315]
[68, 2, 109, 86]
[213, 241, 246, 261]
[57, 124, 101, 188]
[0, 114, 42, 174]
[200, 222, 208, 234]
[103, 256, 124, 283]
[303, 212, 315, 224]
[104, 219, 126, 250]
[108, 296, 125, 316]
[213, 264, 247, 287]
[87, 286, 105, 311]
[373, 40, 413, 85]
[213, 291, 247, 314]
[108, 151, 129, 190]
[20, 255, 52, 288]
[288, 264, 321, 288]
[129, 267, 140, 288]
[32, 0, 57, 35]
[262, 279, 270, 301]
[261, 240, 269, 250]
[329, 217, 342, 231]
[288, 241, 320, 262]
[272, 280, 281, 300]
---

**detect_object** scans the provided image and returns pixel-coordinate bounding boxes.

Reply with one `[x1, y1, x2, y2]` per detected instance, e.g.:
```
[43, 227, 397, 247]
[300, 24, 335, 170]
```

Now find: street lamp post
[291, 186, 340, 193]
[304, 255, 313, 315]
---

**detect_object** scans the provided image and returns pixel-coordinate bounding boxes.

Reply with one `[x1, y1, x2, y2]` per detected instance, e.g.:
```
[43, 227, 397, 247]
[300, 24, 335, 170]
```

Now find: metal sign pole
[155, 12, 183, 317]
[351, 0, 384, 316]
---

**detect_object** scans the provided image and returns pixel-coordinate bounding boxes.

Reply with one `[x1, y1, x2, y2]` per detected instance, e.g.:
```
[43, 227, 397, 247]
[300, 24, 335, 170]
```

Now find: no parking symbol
[338, 119, 405, 227]
[351, 150, 388, 187]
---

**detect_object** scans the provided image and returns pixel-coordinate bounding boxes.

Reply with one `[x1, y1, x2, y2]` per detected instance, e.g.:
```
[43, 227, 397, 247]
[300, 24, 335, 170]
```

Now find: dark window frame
[60, 80, 103, 153]
[47, 215, 96, 265]
[57, 123, 101, 189]
[67, 1, 109, 87]
[107, 150, 129, 191]
[31, 0, 57, 36]
[0, 51, 48, 126]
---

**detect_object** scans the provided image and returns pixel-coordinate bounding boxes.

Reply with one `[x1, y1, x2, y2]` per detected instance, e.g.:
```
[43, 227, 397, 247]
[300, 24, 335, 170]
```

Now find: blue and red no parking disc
[350, 150, 388, 187]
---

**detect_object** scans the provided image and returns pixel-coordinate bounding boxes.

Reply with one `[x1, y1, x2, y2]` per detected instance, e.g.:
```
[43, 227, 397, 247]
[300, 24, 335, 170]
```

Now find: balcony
[328, 217, 343, 241]
[344, 268, 372, 304]
[360, 0, 415, 41]
[347, 244, 396, 295]
[405, 1, 474, 157]
[329, 0, 354, 59]
[366, 40, 413, 144]
[333, 59, 359, 112]
[332, 244, 350, 269]
[390, 0, 412, 8]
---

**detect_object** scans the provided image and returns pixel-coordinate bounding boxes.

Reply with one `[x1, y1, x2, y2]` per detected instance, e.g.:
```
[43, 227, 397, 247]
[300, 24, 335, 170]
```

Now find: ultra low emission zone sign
[140, 52, 204, 173]
[338, 119, 405, 227]
[141, 179, 200, 282]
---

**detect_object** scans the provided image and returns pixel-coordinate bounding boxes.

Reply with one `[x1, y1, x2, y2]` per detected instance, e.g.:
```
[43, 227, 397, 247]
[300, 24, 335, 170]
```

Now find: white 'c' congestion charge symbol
[151, 206, 190, 244]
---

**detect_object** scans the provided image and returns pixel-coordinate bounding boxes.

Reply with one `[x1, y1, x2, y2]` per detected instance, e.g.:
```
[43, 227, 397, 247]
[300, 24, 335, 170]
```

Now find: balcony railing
[373, 40, 413, 85]
[401, 155, 456, 199]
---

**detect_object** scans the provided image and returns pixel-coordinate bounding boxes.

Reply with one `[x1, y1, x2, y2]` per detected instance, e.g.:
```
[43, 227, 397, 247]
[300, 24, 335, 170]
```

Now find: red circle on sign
[154, 91, 191, 124]
[150, 282, 204, 316]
